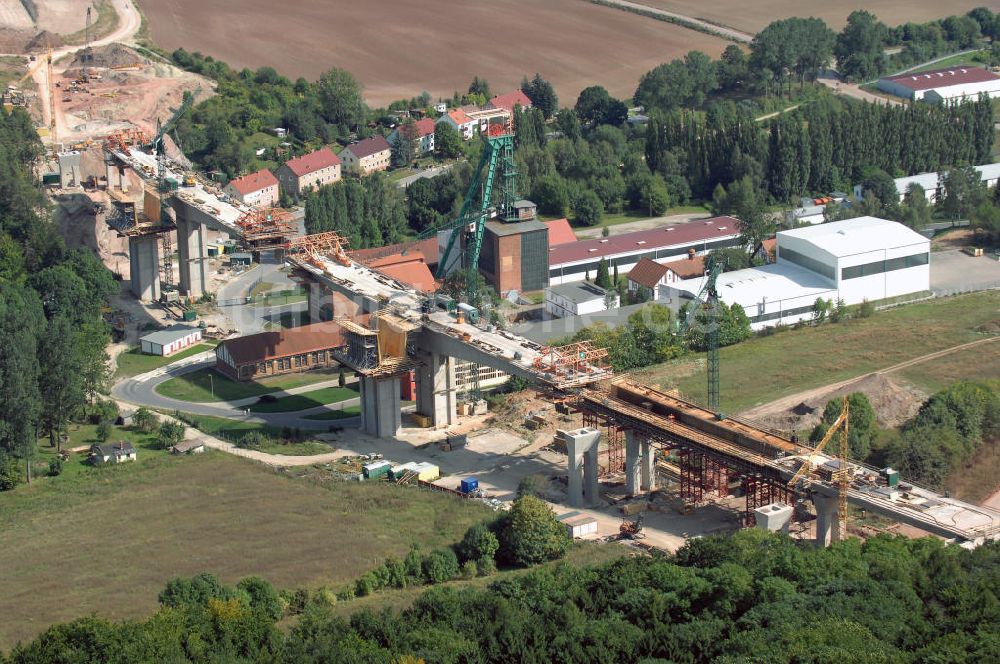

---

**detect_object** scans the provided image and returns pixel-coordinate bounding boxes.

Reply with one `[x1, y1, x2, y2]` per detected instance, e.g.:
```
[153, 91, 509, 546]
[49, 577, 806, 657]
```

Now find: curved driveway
[112, 356, 361, 429]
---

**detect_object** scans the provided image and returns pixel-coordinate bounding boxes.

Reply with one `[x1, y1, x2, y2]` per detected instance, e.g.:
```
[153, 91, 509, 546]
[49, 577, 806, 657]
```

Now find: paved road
[215, 254, 303, 334]
[593, 0, 753, 42]
[930, 248, 1000, 296]
[394, 164, 455, 189]
[111, 357, 360, 429]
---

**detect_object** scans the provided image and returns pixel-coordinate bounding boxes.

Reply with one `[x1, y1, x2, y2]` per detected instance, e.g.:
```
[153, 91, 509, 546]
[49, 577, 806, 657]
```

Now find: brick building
[214, 321, 365, 381]
[275, 147, 341, 198]
[224, 169, 279, 208]
[339, 136, 392, 175]
[477, 219, 550, 294]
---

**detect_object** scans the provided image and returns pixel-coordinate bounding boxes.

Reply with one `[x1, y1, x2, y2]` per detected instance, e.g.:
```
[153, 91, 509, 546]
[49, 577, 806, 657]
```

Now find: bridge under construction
[281, 234, 1000, 548]
[571, 379, 1000, 547]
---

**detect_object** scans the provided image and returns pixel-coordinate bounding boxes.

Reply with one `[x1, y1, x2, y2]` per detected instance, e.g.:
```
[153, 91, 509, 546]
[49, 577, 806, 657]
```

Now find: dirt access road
[739, 336, 1000, 425]
[22, 0, 142, 143]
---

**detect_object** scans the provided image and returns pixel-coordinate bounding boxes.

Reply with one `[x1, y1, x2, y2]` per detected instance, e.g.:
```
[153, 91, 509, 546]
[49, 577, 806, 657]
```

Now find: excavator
[619, 513, 645, 540]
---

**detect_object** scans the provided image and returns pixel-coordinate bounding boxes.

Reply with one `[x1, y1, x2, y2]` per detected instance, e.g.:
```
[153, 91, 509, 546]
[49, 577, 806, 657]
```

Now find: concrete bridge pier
[129, 234, 160, 301]
[813, 492, 840, 547]
[414, 351, 457, 429]
[359, 375, 402, 438]
[559, 427, 601, 507]
[626, 431, 657, 497]
[176, 214, 207, 297]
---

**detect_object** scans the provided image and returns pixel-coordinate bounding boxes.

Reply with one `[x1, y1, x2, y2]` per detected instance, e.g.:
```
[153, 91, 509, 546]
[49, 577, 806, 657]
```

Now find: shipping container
[413, 462, 440, 482]
[460, 477, 479, 494]
[182, 310, 197, 322]
[363, 460, 391, 479]
[457, 302, 479, 324]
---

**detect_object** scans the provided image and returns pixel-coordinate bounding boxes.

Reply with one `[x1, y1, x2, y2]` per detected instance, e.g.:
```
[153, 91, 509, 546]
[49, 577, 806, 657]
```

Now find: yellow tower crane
[787, 397, 850, 541]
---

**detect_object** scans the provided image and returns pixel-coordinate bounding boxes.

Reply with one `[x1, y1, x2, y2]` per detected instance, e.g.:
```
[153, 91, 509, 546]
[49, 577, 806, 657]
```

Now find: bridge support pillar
[176, 213, 207, 297]
[559, 427, 600, 507]
[129, 234, 160, 302]
[414, 351, 457, 429]
[359, 375, 401, 438]
[813, 492, 839, 547]
[626, 431, 655, 496]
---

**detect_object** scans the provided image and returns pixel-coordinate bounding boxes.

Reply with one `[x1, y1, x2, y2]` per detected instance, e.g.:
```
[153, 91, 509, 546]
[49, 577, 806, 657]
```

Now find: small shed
[170, 440, 205, 455]
[139, 325, 202, 356]
[557, 511, 598, 539]
[230, 253, 253, 267]
[363, 460, 391, 479]
[90, 441, 137, 465]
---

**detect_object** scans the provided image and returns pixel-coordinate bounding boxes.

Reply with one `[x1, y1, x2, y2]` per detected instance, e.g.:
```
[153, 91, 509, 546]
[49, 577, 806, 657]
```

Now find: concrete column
[625, 430, 641, 497]
[358, 375, 402, 438]
[558, 427, 601, 508]
[640, 439, 656, 492]
[176, 213, 207, 297]
[105, 159, 119, 189]
[129, 234, 160, 302]
[813, 492, 839, 547]
[414, 352, 457, 429]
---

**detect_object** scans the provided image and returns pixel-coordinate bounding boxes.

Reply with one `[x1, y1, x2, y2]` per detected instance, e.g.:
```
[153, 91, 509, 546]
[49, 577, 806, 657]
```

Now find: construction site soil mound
[70, 43, 147, 70]
[742, 373, 927, 433]
[25, 29, 63, 51]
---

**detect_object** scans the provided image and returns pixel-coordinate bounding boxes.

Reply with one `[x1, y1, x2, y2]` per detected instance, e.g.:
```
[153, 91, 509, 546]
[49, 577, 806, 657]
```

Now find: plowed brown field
[632, 0, 997, 34]
[137, 0, 729, 106]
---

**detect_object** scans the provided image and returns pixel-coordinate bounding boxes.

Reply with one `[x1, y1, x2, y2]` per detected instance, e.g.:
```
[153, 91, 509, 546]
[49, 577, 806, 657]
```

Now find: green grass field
[0, 451, 497, 648]
[638, 292, 1000, 413]
[908, 51, 986, 73]
[248, 386, 359, 413]
[170, 413, 325, 440]
[114, 343, 215, 379]
[255, 440, 336, 456]
[156, 368, 340, 402]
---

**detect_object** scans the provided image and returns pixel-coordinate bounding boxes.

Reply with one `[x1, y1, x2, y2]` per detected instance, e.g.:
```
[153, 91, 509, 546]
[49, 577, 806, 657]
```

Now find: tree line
[0, 109, 119, 487]
[6, 528, 998, 662]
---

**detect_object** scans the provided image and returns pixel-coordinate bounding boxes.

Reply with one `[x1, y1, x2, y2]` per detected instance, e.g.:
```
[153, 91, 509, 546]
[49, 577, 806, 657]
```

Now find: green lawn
[907, 51, 986, 74]
[256, 440, 336, 456]
[0, 451, 495, 649]
[114, 343, 215, 379]
[170, 413, 326, 441]
[303, 405, 362, 421]
[249, 385, 359, 413]
[638, 291, 1000, 414]
[156, 368, 340, 403]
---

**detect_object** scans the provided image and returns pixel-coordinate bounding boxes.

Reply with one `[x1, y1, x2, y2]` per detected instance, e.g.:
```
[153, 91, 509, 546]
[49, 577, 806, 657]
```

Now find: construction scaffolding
[532, 341, 612, 389]
[582, 411, 626, 477]
[236, 208, 296, 251]
[103, 127, 149, 156]
[284, 231, 351, 269]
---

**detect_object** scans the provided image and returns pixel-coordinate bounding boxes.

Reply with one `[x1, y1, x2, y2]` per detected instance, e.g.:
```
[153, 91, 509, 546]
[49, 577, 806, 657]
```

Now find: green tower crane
[436, 119, 518, 306]
[681, 253, 724, 414]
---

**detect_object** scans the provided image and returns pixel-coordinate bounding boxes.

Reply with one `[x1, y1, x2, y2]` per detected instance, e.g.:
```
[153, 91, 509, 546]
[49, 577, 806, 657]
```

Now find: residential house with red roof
[275, 147, 341, 198]
[436, 108, 477, 140]
[388, 118, 437, 156]
[339, 135, 392, 175]
[487, 90, 533, 114]
[223, 169, 279, 208]
[626, 251, 706, 302]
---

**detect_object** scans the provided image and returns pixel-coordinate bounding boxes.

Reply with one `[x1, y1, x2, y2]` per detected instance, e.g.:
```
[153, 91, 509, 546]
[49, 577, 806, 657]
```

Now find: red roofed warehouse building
[339, 135, 392, 175]
[389, 118, 436, 155]
[487, 90, 533, 114]
[548, 216, 743, 285]
[544, 218, 577, 246]
[627, 251, 706, 303]
[275, 147, 341, 198]
[436, 109, 477, 140]
[877, 67, 1000, 103]
[214, 321, 364, 381]
[224, 169, 279, 208]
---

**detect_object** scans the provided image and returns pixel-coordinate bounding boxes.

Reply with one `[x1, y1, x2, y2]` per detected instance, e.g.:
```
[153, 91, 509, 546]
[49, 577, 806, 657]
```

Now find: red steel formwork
[742, 475, 793, 527]
[678, 448, 705, 504]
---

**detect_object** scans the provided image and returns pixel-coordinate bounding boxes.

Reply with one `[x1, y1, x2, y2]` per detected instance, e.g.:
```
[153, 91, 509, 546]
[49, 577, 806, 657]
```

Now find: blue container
[460, 477, 479, 494]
